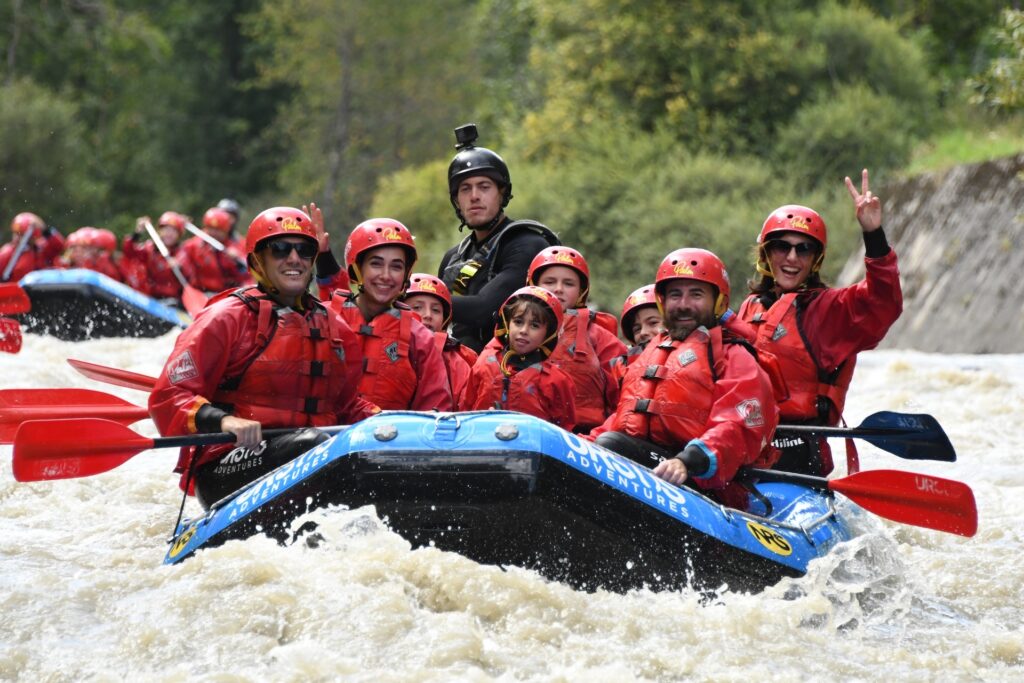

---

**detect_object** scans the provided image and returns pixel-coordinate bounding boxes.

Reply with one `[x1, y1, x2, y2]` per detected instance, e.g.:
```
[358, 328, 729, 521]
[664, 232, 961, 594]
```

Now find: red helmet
[245, 207, 318, 256]
[655, 248, 730, 317]
[620, 284, 658, 343]
[94, 228, 117, 253]
[526, 246, 590, 306]
[344, 218, 417, 286]
[759, 205, 827, 249]
[67, 227, 92, 248]
[405, 273, 453, 327]
[202, 207, 233, 232]
[497, 285, 564, 357]
[11, 212, 44, 235]
[157, 211, 187, 233]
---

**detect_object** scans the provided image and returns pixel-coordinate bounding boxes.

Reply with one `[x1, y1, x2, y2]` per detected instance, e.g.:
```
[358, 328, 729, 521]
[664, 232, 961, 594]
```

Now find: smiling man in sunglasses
[734, 170, 903, 477]
[150, 206, 380, 509]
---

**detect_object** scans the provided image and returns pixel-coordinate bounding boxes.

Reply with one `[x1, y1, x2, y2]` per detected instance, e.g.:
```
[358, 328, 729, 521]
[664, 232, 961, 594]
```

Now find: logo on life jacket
[167, 351, 199, 384]
[736, 398, 765, 427]
[788, 215, 810, 232]
[771, 323, 788, 342]
[384, 341, 400, 362]
[677, 349, 698, 367]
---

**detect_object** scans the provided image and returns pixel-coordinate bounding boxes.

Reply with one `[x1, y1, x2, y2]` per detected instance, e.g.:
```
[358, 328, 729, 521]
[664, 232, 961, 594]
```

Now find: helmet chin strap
[249, 253, 308, 310]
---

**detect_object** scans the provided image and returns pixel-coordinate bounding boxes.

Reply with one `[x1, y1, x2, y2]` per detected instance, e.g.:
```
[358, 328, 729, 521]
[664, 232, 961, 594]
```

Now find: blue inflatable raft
[17, 268, 190, 340]
[163, 411, 852, 593]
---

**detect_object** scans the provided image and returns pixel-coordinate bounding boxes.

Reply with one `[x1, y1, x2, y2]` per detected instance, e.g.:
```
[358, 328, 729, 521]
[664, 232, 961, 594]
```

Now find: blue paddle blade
[859, 411, 956, 462]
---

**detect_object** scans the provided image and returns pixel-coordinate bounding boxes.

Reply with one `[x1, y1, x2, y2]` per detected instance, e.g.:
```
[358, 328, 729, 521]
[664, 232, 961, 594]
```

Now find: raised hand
[844, 168, 882, 232]
[303, 202, 330, 253]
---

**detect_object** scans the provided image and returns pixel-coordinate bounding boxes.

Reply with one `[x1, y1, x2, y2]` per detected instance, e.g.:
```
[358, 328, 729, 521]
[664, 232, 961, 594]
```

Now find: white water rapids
[1, 332, 1021, 681]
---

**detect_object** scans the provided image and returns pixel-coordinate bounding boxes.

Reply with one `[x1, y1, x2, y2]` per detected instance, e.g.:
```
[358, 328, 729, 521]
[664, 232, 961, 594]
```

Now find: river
[0, 332, 1020, 681]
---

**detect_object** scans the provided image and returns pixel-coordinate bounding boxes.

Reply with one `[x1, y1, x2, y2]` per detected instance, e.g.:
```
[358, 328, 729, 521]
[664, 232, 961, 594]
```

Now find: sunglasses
[266, 239, 318, 259]
[764, 239, 819, 258]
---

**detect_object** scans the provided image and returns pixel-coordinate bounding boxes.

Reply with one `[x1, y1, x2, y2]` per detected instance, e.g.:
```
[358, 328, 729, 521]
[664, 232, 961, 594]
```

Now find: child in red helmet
[401, 273, 478, 409]
[463, 286, 576, 430]
[523, 245, 626, 432]
[609, 284, 664, 386]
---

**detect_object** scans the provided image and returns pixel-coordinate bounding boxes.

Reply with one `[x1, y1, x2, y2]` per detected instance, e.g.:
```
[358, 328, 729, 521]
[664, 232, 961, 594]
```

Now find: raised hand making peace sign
[844, 168, 882, 233]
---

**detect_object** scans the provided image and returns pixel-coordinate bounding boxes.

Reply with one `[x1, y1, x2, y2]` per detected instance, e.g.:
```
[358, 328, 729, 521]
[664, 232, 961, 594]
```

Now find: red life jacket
[614, 328, 722, 446]
[464, 353, 575, 430]
[435, 332, 475, 409]
[740, 292, 854, 424]
[176, 287, 362, 477]
[549, 309, 616, 430]
[333, 294, 419, 409]
[180, 237, 248, 293]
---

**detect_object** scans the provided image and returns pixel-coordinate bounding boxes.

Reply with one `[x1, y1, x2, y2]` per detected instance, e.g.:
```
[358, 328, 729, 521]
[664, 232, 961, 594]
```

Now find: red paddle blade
[67, 358, 158, 392]
[12, 418, 155, 482]
[831, 469, 978, 537]
[0, 388, 149, 443]
[0, 317, 22, 353]
[181, 286, 207, 318]
[0, 283, 30, 314]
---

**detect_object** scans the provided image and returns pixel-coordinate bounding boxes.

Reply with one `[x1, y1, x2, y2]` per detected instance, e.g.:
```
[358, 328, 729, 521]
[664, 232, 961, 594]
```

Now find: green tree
[0, 79, 105, 235]
[969, 9, 1024, 112]
[244, 0, 483, 234]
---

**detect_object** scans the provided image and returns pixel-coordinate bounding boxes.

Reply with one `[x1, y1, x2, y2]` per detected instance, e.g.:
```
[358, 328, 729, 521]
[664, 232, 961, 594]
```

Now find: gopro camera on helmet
[454, 123, 479, 150]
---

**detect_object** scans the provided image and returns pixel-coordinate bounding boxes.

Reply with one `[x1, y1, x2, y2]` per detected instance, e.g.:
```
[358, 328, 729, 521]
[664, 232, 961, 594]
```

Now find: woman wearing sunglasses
[734, 169, 903, 477]
[149, 206, 380, 509]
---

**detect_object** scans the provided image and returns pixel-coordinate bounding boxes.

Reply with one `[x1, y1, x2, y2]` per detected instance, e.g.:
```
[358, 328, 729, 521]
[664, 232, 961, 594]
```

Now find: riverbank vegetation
[2, 1, 1021, 308]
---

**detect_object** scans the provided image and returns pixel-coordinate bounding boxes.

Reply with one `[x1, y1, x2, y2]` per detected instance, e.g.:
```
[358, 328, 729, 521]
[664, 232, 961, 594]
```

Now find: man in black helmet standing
[438, 124, 559, 353]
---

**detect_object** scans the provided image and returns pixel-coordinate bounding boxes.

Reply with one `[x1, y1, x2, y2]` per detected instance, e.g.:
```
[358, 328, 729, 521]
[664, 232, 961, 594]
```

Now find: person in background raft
[120, 211, 186, 300]
[589, 248, 779, 509]
[609, 284, 664, 386]
[0, 212, 65, 282]
[401, 273, 478, 409]
[734, 170, 902, 477]
[149, 206, 379, 509]
[524, 245, 625, 432]
[178, 206, 251, 294]
[437, 123, 559, 353]
[462, 285, 576, 431]
[330, 218, 453, 411]
[60, 227, 122, 281]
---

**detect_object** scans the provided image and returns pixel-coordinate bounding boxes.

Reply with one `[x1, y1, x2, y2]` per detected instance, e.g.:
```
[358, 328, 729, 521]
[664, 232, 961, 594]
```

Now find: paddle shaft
[776, 424, 918, 439]
[184, 222, 246, 267]
[143, 220, 191, 290]
[2, 226, 35, 282]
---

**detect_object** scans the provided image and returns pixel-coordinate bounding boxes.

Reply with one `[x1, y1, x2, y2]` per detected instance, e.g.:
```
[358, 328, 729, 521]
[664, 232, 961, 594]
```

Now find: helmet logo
[418, 279, 437, 293]
[554, 253, 576, 265]
[281, 216, 303, 232]
[788, 215, 811, 231]
[382, 228, 404, 241]
[627, 294, 642, 306]
[673, 264, 694, 276]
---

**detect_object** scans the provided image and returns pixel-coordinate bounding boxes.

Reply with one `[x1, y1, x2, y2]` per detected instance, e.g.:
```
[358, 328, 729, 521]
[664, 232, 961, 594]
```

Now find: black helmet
[447, 124, 512, 210]
[217, 198, 241, 218]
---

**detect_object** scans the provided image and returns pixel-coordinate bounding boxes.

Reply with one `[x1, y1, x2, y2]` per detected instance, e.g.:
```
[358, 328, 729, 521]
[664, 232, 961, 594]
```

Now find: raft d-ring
[432, 412, 461, 441]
